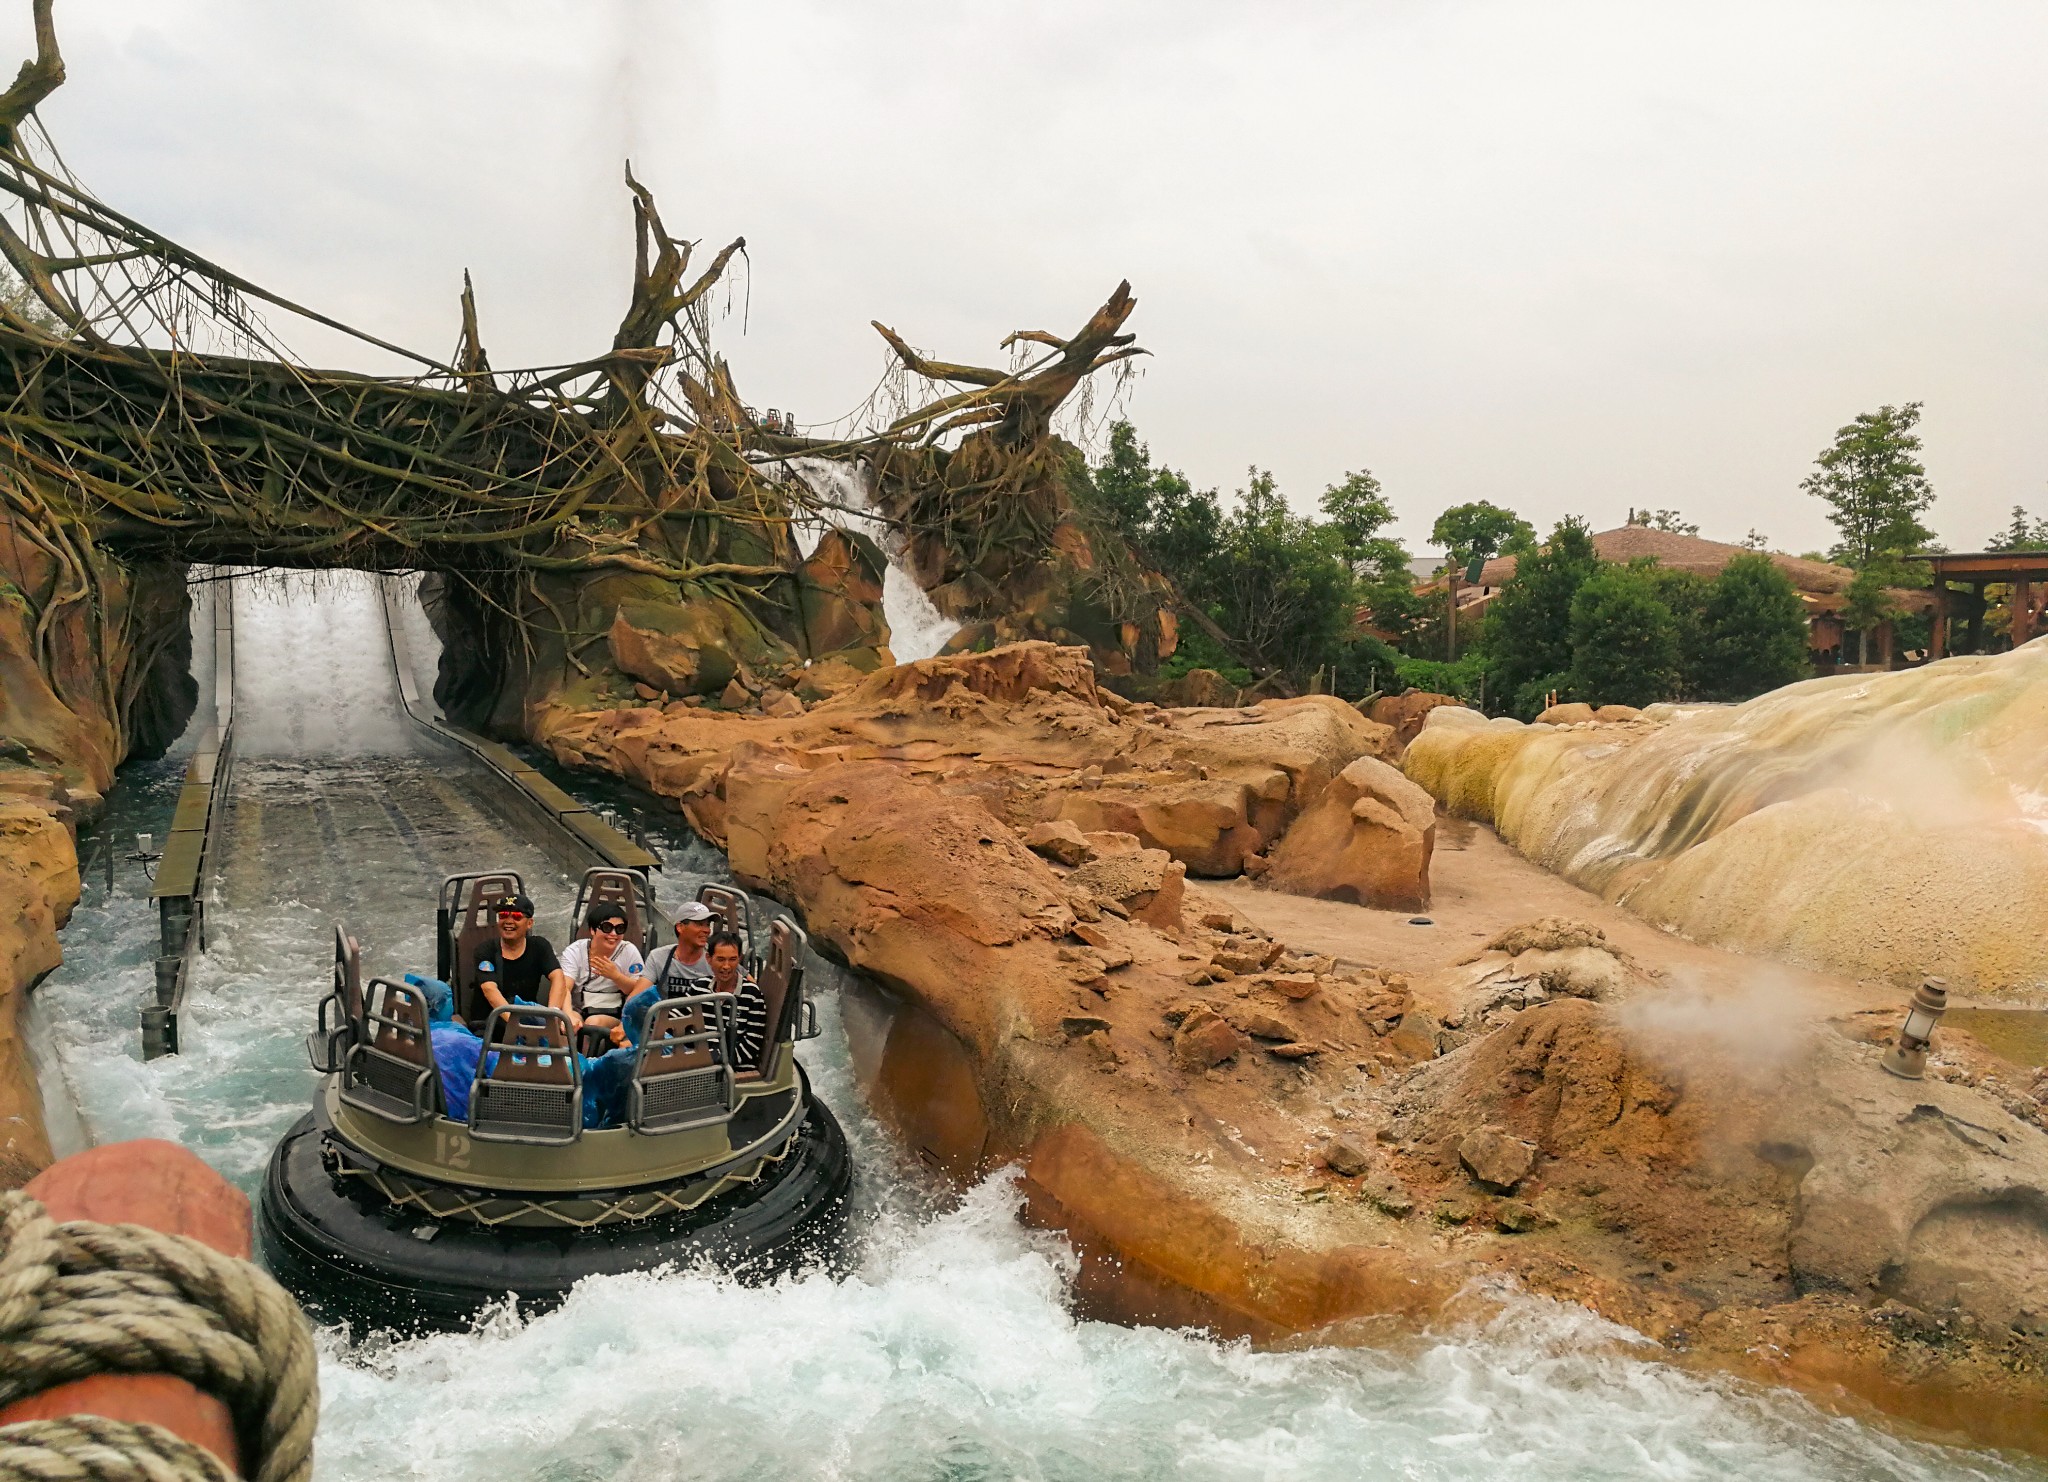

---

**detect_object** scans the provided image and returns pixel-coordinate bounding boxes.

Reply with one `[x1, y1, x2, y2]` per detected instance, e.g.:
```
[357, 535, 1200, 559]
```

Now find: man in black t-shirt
[470, 894, 569, 1031]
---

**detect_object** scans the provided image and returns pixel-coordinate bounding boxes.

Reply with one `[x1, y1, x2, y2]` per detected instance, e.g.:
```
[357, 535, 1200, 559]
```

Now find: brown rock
[1459, 1124, 1538, 1192]
[719, 677, 752, 711]
[1263, 974, 1320, 1000]
[1067, 847, 1186, 932]
[1261, 755, 1435, 910]
[759, 687, 805, 719]
[632, 681, 661, 701]
[1323, 1135, 1374, 1177]
[1025, 819, 1095, 867]
[1232, 1009, 1300, 1041]
[1083, 830, 1143, 858]
[1494, 1199, 1554, 1233]
[1269, 1042, 1319, 1059]
[1366, 692, 1467, 754]
[1362, 1171, 1415, 1217]
[1061, 1015, 1113, 1038]
[1535, 701, 1596, 725]
[1241, 851, 1270, 878]
[1172, 1012, 1243, 1069]
[1070, 921, 1115, 950]
[1593, 704, 1642, 723]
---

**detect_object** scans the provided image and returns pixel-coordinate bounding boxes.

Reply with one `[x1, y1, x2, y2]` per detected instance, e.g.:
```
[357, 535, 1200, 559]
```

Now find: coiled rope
[0, 1190, 316, 1482]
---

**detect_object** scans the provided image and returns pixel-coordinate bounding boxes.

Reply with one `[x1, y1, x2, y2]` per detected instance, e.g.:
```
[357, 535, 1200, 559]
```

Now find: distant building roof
[1472, 526, 1854, 595]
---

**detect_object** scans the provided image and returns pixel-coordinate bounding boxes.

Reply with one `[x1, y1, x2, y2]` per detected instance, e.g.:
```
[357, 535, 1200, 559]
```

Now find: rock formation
[1404, 643, 2048, 999]
[540, 640, 2048, 1449]
[1259, 755, 1435, 909]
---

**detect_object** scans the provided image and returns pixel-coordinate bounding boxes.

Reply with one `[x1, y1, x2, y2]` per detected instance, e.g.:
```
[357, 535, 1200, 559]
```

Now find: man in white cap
[642, 899, 717, 998]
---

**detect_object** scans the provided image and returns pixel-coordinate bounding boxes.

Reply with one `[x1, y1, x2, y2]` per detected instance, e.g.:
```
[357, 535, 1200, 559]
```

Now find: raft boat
[259, 868, 852, 1331]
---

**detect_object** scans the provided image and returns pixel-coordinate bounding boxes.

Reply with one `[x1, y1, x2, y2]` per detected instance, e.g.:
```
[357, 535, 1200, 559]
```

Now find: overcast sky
[13, 2, 2045, 556]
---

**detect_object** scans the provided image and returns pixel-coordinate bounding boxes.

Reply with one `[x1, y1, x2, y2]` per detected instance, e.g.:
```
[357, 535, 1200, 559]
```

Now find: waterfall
[760, 456, 963, 662]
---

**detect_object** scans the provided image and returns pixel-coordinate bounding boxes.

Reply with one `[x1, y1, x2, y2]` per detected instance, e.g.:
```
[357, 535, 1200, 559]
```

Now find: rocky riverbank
[539, 641, 2048, 1454]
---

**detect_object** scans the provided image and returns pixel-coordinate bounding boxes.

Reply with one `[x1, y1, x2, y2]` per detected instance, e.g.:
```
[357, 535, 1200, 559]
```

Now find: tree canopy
[1482, 517, 1598, 715]
[1431, 501, 1535, 573]
[1568, 564, 1682, 709]
[1801, 402, 1935, 567]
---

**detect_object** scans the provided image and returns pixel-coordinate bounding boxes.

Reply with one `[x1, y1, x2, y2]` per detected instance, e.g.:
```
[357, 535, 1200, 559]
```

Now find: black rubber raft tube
[260, 1093, 853, 1334]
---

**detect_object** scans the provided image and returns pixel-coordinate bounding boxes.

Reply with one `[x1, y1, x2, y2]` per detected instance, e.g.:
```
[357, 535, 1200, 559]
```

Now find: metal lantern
[1880, 976, 1949, 1080]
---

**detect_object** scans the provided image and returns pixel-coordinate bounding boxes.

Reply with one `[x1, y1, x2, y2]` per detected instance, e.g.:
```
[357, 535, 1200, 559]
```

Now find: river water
[27, 573, 2042, 1481]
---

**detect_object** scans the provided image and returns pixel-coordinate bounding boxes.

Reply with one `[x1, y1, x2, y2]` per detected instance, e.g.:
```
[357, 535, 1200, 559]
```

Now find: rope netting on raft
[0, 1190, 316, 1482]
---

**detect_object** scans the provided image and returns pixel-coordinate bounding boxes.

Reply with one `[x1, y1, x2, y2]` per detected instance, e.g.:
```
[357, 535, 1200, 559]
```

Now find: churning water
[29, 577, 2044, 1481]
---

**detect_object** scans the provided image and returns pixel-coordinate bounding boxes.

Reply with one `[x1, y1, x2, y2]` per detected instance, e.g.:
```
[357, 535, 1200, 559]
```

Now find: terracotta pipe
[0, 1140, 247, 1476]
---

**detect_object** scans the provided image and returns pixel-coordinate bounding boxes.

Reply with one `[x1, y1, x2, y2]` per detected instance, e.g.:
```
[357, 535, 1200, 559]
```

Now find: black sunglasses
[593, 921, 627, 933]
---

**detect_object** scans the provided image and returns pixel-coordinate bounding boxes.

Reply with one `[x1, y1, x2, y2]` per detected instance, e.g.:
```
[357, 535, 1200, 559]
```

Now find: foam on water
[31, 577, 2045, 1481]
[764, 456, 962, 661]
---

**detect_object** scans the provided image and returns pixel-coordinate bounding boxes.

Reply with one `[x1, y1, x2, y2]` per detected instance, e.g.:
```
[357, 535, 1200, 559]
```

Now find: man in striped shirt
[707, 929, 771, 1070]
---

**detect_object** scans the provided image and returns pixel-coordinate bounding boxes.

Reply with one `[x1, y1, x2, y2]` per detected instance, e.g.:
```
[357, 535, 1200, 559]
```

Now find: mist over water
[28, 577, 2043, 1481]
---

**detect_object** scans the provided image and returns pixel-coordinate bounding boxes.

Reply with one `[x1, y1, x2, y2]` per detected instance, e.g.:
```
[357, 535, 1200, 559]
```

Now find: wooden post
[1967, 583, 1986, 654]
[1878, 618, 1895, 668]
[1929, 577, 1948, 660]
[2014, 577, 2036, 647]
[0, 1141, 247, 1476]
[1446, 570, 1458, 662]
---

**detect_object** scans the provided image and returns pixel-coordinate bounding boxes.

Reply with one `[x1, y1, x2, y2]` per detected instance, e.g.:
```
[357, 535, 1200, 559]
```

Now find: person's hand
[608, 1023, 629, 1049]
[566, 1009, 583, 1034]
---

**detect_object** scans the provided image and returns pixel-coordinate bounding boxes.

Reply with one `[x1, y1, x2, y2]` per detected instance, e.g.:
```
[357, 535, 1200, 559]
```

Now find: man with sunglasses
[558, 902, 649, 1038]
[471, 894, 569, 1031]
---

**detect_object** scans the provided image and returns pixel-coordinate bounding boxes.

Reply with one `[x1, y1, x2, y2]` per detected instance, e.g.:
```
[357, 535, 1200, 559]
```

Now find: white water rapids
[25, 574, 2042, 1481]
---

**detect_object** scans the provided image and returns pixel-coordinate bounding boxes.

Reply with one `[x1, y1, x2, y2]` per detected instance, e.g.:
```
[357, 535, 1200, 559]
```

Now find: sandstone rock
[1061, 1015, 1112, 1038]
[1232, 1009, 1300, 1041]
[1534, 701, 1596, 725]
[1067, 848, 1185, 932]
[1459, 1125, 1538, 1191]
[1593, 704, 1642, 723]
[1484, 916, 1609, 956]
[608, 596, 771, 698]
[1156, 667, 1241, 708]
[793, 650, 887, 704]
[1084, 830, 1142, 858]
[1173, 1010, 1243, 1069]
[1269, 1042, 1319, 1059]
[1079, 1031, 1122, 1071]
[1055, 774, 1266, 876]
[1261, 755, 1436, 910]
[1070, 921, 1115, 950]
[759, 687, 805, 719]
[1509, 945, 1630, 1001]
[632, 681, 660, 701]
[1262, 974, 1320, 1000]
[1362, 1171, 1415, 1217]
[796, 528, 889, 657]
[1025, 819, 1094, 867]
[1365, 692, 1466, 754]
[1241, 851, 1270, 878]
[1322, 1134, 1373, 1177]
[718, 677, 752, 710]
[1494, 1199, 1554, 1234]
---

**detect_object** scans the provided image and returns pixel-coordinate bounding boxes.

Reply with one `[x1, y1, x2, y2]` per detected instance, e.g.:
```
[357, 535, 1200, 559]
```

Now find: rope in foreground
[0, 1191, 316, 1482]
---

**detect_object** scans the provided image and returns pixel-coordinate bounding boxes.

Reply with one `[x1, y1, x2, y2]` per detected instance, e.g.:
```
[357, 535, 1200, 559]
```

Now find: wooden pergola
[1920, 552, 2048, 659]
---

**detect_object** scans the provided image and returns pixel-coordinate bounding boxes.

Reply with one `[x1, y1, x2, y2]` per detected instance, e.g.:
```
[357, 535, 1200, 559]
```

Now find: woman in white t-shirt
[558, 903, 649, 1036]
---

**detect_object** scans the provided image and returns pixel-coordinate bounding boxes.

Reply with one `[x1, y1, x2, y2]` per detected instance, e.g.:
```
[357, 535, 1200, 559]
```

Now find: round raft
[259, 870, 853, 1333]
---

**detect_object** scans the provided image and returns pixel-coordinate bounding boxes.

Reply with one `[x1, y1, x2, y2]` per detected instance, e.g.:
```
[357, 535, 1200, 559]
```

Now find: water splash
[764, 456, 963, 662]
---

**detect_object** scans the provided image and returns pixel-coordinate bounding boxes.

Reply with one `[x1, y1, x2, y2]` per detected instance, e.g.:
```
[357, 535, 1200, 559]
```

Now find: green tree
[1431, 501, 1535, 574]
[1481, 517, 1599, 716]
[1318, 469, 1396, 565]
[1205, 468, 1357, 674]
[1694, 553, 1810, 700]
[1568, 564, 1681, 708]
[1641, 563, 1709, 694]
[1801, 402, 1935, 567]
[1988, 505, 2048, 552]
[1841, 564, 1899, 666]
[1090, 420, 1158, 537]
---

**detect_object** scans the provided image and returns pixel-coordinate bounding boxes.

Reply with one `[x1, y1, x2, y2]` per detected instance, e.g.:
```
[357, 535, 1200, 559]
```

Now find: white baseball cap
[675, 901, 714, 923]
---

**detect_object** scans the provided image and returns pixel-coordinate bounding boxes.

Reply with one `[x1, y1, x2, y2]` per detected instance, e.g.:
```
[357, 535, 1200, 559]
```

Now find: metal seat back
[569, 867, 655, 956]
[307, 924, 365, 1073]
[696, 883, 755, 965]
[748, 917, 818, 1078]
[629, 994, 736, 1134]
[339, 977, 440, 1123]
[471, 1005, 583, 1145]
[439, 871, 525, 1029]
